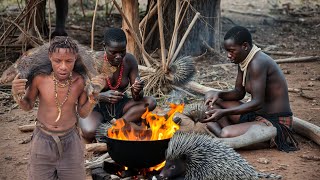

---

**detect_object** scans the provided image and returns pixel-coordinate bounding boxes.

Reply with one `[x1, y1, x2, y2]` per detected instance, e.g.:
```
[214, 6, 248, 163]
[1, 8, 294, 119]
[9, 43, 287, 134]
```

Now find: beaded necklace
[52, 72, 72, 122]
[104, 53, 124, 90]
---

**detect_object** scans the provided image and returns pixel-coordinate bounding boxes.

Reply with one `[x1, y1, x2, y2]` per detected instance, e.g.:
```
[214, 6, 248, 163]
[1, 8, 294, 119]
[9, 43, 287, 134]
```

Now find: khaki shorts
[28, 127, 85, 180]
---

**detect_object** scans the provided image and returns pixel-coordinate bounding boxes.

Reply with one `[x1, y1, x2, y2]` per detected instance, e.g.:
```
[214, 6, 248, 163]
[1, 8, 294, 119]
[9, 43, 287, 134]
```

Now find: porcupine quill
[95, 122, 113, 142]
[183, 103, 207, 124]
[161, 131, 282, 180]
[169, 56, 196, 85]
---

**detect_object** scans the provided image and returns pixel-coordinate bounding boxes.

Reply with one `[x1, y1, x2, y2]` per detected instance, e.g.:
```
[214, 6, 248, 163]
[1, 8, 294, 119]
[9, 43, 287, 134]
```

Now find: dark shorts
[93, 95, 130, 123]
[239, 112, 293, 129]
[239, 112, 298, 152]
[28, 127, 85, 180]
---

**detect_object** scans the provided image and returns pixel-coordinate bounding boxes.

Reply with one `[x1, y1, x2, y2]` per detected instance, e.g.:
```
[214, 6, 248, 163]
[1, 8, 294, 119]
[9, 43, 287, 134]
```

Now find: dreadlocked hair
[25, 37, 85, 85]
[103, 27, 127, 46]
[224, 26, 252, 46]
[48, 36, 79, 54]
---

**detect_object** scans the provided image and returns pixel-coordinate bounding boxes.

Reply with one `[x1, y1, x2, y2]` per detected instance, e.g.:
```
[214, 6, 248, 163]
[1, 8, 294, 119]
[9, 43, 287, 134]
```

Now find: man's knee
[80, 127, 96, 141]
[220, 128, 234, 138]
[79, 113, 103, 141]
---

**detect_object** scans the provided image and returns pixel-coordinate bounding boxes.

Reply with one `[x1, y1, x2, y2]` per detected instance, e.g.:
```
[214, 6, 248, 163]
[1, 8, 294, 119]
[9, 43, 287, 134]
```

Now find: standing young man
[202, 26, 298, 152]
[12, 36, 105, 179]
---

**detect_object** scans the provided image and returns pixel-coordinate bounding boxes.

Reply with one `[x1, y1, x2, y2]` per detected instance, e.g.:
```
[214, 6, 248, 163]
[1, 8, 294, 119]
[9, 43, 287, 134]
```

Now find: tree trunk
[144, 0, 220, 57]
[121, 0, 141, 62]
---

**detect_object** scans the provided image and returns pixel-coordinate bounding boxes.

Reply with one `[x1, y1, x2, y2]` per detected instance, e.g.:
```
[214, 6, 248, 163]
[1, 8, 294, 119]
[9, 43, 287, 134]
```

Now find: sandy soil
[0, 0, 320, 179]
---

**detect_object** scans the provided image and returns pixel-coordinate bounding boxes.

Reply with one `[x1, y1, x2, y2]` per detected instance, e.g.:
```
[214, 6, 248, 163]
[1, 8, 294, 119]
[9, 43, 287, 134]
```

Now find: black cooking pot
[100, 136, 170, 169]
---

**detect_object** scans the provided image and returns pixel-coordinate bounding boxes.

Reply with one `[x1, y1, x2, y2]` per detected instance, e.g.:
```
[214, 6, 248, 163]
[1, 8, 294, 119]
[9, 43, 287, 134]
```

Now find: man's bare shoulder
[250, 52, 273, 69]
[72, 72, 85, 87]
[32, 74, 50, 84]
[124, 53, 138, 65]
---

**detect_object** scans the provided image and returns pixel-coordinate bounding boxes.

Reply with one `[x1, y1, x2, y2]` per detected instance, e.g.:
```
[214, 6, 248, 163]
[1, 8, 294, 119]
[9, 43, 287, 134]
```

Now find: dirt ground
[0, 0, 320, 180]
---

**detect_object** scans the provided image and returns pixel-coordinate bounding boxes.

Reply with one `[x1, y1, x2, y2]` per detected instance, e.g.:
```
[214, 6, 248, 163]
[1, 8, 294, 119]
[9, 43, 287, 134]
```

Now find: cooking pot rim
[106, 135, 171, 142]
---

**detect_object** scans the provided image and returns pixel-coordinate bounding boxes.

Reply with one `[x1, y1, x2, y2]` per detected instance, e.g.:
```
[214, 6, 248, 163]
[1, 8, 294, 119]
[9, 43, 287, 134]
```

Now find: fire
[149, 161, 166, 171]
[107, 103, 184, 141]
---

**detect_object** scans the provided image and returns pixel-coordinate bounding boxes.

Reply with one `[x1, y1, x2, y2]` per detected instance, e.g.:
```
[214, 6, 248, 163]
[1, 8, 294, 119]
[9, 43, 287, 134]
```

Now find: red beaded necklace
[104, 53, 124, 90]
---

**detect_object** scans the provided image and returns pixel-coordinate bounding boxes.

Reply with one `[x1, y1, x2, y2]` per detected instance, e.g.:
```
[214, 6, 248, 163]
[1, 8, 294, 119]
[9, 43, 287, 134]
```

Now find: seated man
[80, 27, 157, 142]
[202, 26, 298, 152]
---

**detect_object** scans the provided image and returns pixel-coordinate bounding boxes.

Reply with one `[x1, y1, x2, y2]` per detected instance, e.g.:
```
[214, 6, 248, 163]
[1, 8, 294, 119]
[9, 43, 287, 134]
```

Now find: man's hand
[91, 74, 106, 94]
[204, 90, 220, 108]
[11, 73, 27, 99]
[132, 77, 144, 94]
[100, 90, 124, 104]
[200, 108, 225, 123]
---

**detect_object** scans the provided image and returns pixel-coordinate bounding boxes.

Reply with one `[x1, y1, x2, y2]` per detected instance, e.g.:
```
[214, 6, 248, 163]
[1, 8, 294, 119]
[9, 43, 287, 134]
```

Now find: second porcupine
[160, 131, 282, 180]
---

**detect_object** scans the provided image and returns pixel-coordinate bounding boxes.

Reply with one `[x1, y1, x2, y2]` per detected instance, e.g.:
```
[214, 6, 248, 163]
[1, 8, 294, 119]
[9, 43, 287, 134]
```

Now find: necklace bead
[104, 53, 124, 90]
[52, 72, 72, 122]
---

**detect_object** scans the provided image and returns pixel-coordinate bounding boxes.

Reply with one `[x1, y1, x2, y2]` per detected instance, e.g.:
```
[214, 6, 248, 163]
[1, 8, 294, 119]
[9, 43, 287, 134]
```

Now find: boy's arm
[77, 74, 105, 118]
[77, 92, 97, 118]
[12, 74, 39, 111]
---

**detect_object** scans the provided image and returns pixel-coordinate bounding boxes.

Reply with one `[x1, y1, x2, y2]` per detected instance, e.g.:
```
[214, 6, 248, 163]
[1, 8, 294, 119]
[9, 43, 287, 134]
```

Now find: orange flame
[107, 103, 184, 141]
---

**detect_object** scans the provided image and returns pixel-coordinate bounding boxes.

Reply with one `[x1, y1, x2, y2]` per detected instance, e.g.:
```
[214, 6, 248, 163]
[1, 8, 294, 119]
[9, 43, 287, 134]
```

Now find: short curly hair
[224, 26, 252, 46]
[103, 27, 127, 46]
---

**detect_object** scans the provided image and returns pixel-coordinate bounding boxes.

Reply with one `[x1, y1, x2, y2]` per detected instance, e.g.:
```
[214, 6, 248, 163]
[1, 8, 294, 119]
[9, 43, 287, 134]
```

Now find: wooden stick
[143, 19, 158, 45]
[157, 0, 167, 71]
[225, 9, 276, 20]
[3, 18, 41, 46]
[274, 56, 319, 63]
[85, 143, 108, 152]
[167, 0, 181, 64]
[91, 0, 99, 50]
[264, 50, 294, 56]
[172, 85, 197, 97]
[167, 1, 189, 61]
[112, 0, 153, 67]
[141, 0, 155, 45]
[293, 116, 320, 146]
[300, 154, 320, 161]
[207, 56, 320, 68]
[171, 12, 200, 62]
[48, 0, 51, 43]
[288, 88, 301, 93]
[139, 2, 158, 28]
[80, 0, 86, 17]
[214, 0, 221, 51]
[18, 124, 35, 132]
[0, 0, 42, 45]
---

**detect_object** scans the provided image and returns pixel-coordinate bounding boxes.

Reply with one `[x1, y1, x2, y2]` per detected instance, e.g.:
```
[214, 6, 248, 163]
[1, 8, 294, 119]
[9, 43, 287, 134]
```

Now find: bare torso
[36, 72, 85, 131]
[244, 51, 291, 114]
[101, 53, 136, 92]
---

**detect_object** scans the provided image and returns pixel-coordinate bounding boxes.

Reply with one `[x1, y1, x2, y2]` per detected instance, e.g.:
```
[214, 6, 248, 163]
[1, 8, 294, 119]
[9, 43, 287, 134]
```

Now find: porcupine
[160, 131, 282, 180]
[183, 102, 207, 124]
[168, 56, 196, 85]
[0, 37, 113, 95]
